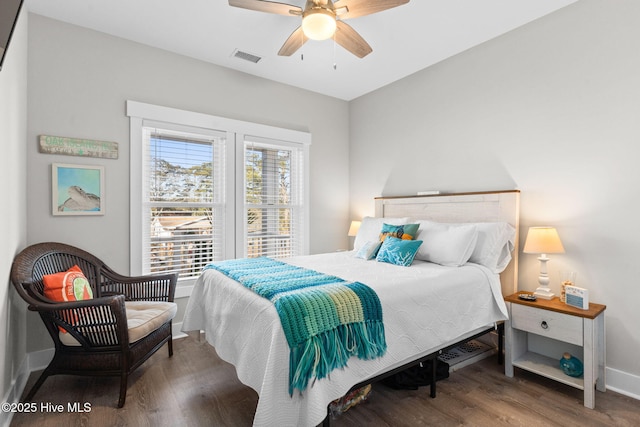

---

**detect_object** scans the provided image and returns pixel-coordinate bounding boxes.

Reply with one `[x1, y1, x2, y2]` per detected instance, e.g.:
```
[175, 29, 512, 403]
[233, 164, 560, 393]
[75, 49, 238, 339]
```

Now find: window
[243, 137, 305, 259]
[128, 101, 310, 285]
[143, 126, 226, 279]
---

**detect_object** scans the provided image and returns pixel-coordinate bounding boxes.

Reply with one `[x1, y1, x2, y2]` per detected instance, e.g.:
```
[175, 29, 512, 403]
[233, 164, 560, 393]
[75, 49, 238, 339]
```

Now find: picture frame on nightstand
[565, 285, 589, 309]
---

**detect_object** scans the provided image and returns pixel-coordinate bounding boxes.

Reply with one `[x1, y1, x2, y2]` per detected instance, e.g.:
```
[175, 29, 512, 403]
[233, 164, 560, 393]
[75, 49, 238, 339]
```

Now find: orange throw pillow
[43, 265, 94, 334]
[43, 265, 94, 302]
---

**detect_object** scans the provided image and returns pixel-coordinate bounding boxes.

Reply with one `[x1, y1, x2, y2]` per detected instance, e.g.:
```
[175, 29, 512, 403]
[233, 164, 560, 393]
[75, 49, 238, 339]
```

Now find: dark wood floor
[11, 335, 640, 426]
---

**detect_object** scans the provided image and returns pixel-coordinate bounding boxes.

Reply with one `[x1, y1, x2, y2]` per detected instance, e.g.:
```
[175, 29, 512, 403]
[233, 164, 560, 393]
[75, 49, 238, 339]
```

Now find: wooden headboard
[374, 190, 520, 296]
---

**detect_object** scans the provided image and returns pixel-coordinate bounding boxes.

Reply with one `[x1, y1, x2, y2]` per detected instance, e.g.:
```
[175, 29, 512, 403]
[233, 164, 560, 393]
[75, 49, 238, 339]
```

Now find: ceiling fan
[229, 0, 410, 58]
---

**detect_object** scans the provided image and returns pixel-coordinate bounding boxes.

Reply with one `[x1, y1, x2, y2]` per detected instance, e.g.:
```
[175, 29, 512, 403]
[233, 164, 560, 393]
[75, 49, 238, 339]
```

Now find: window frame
[127, 101, 311, 294]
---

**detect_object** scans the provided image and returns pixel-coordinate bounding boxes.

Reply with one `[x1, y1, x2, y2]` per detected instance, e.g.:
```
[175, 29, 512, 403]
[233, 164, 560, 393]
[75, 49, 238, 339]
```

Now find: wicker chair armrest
[99, 268, 177, 302]
[19, 282, 53, 305]
[31, 295, 129, 350]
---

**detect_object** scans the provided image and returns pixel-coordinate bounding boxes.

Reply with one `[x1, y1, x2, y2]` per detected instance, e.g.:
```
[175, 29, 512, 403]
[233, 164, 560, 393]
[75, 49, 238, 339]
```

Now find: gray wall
[0, 9, 27, 416]
[350, 0, 640, 385]
[25, 14, 350, 352]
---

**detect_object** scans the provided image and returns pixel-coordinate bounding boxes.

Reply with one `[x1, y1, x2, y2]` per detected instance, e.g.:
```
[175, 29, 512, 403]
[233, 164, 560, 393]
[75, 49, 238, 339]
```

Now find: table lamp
[523, 226, 565, 300]
[347, 220, 361, 249]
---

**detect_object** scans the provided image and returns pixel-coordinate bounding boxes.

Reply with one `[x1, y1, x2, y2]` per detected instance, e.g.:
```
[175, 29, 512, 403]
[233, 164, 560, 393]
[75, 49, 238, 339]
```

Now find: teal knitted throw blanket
[205, 257, 387, 394]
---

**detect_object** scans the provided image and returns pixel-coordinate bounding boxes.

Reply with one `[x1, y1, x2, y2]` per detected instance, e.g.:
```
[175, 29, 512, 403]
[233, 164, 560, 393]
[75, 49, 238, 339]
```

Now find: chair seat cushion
[59, 301, 177, 346]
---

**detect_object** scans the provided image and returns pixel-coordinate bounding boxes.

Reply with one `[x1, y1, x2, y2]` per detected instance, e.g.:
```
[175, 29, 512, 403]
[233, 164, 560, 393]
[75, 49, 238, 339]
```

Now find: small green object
[73, 277, 92, 300]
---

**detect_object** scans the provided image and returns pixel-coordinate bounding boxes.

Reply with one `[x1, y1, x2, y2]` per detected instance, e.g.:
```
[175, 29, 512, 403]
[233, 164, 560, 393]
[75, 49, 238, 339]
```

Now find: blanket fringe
[289, 321, 387, 395]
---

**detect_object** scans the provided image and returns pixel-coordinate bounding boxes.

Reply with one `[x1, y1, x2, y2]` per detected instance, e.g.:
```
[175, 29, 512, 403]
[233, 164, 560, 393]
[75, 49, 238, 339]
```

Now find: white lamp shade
[302, 10, 336, 40]
[347, 220, 361, 237]
[523, 227, 565, 254]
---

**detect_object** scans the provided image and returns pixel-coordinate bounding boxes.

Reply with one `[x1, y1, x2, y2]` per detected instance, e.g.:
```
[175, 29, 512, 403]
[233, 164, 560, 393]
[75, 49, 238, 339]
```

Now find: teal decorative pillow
[355, 241, 382, 260]
[376, 237, 423, 267]
[379, 223, 419, 242]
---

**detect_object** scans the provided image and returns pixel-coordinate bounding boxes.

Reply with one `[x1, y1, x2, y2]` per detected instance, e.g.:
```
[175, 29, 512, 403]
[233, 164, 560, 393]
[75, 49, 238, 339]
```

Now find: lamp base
[534, 287, 555, 300]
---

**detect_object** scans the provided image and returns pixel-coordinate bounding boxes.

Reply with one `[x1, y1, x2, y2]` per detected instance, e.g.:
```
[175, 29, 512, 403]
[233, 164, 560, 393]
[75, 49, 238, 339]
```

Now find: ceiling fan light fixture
[301, 9, 336, 41]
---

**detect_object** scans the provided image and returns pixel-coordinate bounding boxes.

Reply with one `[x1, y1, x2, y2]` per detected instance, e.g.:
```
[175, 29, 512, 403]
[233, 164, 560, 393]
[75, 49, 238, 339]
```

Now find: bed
[181, 190, 520, 427]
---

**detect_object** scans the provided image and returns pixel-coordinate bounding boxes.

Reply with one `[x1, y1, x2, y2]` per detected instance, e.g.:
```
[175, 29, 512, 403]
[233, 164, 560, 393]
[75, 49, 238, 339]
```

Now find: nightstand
[504, 293, 606, 409]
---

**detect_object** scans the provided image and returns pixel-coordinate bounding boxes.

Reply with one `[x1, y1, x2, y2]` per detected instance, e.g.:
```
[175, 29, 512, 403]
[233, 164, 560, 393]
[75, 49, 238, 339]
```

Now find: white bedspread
[181, 251, 508, 427]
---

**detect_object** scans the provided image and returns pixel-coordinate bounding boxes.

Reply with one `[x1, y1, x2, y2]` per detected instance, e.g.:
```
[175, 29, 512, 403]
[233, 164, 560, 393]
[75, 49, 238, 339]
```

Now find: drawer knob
[541, 321, 549, 330]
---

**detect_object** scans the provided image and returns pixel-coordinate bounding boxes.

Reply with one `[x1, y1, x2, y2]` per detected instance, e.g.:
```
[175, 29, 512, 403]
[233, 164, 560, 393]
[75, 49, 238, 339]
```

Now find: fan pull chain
[333, 35, 337, 70]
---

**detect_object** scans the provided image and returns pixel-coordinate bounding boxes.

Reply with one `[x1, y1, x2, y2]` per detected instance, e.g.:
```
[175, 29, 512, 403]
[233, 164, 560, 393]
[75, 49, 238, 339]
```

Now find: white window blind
[142, 124, 226, 280]
[243, 137, 305, 259]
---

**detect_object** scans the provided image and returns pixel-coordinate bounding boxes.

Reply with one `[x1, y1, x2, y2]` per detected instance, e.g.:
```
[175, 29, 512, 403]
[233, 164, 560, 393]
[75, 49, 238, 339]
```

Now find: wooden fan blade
[278, 26, 309, 56]
[334, 21, 372, 58]
[333, 0, 409, 20]
[229, 0, 302, 16]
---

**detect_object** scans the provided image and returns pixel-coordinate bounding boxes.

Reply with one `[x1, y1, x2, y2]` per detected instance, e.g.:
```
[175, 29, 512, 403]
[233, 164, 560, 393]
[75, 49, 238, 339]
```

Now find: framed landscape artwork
[52, 163, 105, 216]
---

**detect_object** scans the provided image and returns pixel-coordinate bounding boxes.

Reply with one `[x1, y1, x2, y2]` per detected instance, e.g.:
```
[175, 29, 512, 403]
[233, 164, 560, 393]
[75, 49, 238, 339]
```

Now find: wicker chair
[10, 242, 178, 408]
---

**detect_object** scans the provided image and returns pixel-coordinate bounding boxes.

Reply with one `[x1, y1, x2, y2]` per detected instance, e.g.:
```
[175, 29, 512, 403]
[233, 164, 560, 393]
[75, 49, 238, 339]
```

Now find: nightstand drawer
[511, 304, 583, 346]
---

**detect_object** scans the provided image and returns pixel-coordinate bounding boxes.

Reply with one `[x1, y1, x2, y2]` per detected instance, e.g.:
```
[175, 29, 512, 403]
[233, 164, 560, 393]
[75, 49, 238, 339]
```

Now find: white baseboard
[173, 321, 187, 340]
[606, 366, 640, 400]
[28, 347, 54, 372]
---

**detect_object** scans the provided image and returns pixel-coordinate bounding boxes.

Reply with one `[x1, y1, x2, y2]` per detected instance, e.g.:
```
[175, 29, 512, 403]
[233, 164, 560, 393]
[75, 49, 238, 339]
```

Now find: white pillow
[413, 220, 478, 267]
[468, 222, 516, 273]
[355, 241, 382, 260]
[353, 217, 409, 251]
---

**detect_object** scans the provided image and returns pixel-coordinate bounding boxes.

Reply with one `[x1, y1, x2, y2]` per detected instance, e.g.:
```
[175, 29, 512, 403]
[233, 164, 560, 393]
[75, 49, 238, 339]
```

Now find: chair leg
[24, 369, 51, 401]
[118, 372, 128, 408]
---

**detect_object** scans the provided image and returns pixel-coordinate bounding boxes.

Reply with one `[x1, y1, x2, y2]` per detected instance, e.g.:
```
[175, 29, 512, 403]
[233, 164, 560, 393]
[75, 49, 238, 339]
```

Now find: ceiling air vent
[232, 49, 262, 64]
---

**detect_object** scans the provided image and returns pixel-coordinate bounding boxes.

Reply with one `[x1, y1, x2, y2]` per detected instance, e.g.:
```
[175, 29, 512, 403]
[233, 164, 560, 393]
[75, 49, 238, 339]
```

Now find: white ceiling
[26, 0, 577, 101]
